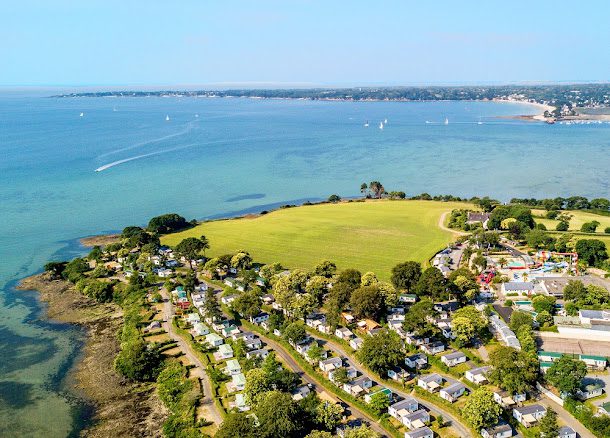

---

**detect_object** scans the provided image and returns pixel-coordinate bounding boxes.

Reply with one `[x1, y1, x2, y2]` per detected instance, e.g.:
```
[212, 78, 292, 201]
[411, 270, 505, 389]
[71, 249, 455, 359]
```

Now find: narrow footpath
[160, 290, 223, 427]
[539, 396, 594, 438]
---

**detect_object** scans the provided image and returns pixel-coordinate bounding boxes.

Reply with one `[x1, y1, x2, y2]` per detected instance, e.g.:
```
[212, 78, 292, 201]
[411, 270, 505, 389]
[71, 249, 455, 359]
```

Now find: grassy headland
[162, 199, 471, 280]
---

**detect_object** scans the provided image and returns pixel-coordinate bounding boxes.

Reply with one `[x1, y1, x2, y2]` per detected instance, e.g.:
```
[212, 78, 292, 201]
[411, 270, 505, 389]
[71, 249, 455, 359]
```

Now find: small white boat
[364, 120, 369, 127]
[384, 118, 388, 124]
[379, 122, 384, 130]
[195, 114, 199, 118]
[444, 117, 449, 125]
[113, 107, 117, 112]
[425, 120, 431, 124]
[165, 115, 170, 121]
[80, 112, 84, 117]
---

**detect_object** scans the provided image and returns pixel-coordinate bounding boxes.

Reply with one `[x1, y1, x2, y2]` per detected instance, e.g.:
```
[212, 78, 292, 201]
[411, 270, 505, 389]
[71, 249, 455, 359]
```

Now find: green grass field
[162, 200, 470, 280]
[533, 209, 610, 233]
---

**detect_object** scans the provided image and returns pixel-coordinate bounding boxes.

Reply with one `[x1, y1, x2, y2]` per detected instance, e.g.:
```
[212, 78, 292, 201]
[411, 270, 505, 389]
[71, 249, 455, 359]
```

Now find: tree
[390, 261, 422, 292]
[536, 311, 553, 327]
[590, 198, 610, 211]
[202, 289, 222, 321]
[369, 181, 385, 198]
[315, 401, 343, 431]
[306, 343, 325, 364]
[563, 280, 587, 302]
[199, 235, 210, 257]
[259, 262, 283, 281]
[305, 431, 333, 438]
[344, 424, 380, 438]
[546, 356, 587, 396]
[581, 220, 600, 233]
[605, 227, 610, 234]
[402, 299, 438, 337]
[414, 267, 449, 301]
[368, 391, 390, 415]
[462, 387, 503, 430]
[575, 239, 608, 267]
[62, 258, 90, 283]
[532, 295, 556, 314]
[313, 260, 337, 278]
[360, 271, 378, 286]
[216, 413, 258, 438]
[255, 391, 303, 438]
[244, 368, 272, 404]
[306, 276, 329, 305]
[44, 261, 67, 279]
[332, 367, 350, 385]
[292, 292, 318, 321]
[88, 245, 103, 261]
[350, 285, 384, 320]
[147, 213, 188, 234]
[114, 338, 162, 381]
[488, 346, 538, 394]
[509, 311, 534, 333]
[175, 237, 205, 269]
[525, 229, 555, 249]
[556, 221, 569, 231]
[377, 281, 398, 308]
[360, 183, 368, 197]
[284, 322, 307, 345]
[357, 329, 403, 376]
[233, 290, 262, 319]
[452, 317, 476, 347]
[539, 408, 559, 438]
[335, 269, 362, 290]
[231, 250, 253, 271]
[328, 194, 341, 203]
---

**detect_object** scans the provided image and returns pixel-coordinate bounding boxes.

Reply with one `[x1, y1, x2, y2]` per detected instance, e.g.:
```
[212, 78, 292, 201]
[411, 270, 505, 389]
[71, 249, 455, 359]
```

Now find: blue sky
[2, 0, 609, 87]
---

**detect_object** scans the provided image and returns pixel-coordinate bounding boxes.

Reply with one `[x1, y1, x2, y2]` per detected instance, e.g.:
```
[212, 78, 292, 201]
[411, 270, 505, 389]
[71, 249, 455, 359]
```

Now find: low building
[193, 322, 209, 336]
[417, 373, 443, 392]
[405, 353, 427, 369]
[538, 351, 563, 363]
[480, 423, 513, 438]
[215, 344, 234, 360]
[399, 293, 418, 304]
[501, 282, 534, 296]
[440, 351, 467, 367]
[205, 333, 224, 347]
[402, 409, 430, 430]
[598, 401, 610, 416]
[291, 385, 311, 401]
[319, 357, 343, 372]
[387, 366, 409, 382]
[350, 337, 364, 350]
[335, 327, 354, 340]
[579, 354, 607, 370]
[231, 372, 247, 392]
[512, 404, 546, 427]
[388, 397, 419, 421]
[421, 340, 445, 355]
[558, 426, 576, 438]
[225, 359, 242, 376]
[343, 375, 373, 396]
[576, 381, 604, 400]
[245, 348, 269, 360]
[329, 366, 357, 383]
[250, 312, 269, 325]
[440, 382, 466, 402]
[234, 393, 250, 412]
[244, 338, 262, 351]
[404, 426, 433, 438]
[465, 366, 491, 384]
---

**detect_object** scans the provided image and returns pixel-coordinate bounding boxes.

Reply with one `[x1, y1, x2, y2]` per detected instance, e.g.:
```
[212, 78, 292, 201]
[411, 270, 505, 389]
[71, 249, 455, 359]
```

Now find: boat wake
[98, 123, 194, 158]
[95, 143, 196, 172]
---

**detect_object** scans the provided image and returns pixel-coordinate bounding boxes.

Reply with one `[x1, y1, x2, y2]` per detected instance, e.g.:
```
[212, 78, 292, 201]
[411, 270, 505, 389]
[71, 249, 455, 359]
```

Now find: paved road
[307, 332, 471, 437]
[539, 396, 594, 438]
[252, 330, 391, 437]
[160, 290, 223, 427]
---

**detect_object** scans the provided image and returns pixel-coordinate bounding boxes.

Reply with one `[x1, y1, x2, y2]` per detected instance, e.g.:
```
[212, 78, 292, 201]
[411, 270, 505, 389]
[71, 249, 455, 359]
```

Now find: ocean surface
[1, 94, 609, 436]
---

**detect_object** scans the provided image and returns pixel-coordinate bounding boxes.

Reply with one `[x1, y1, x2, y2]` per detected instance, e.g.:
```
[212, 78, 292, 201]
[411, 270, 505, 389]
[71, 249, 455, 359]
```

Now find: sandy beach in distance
[493, 98, 555, 121]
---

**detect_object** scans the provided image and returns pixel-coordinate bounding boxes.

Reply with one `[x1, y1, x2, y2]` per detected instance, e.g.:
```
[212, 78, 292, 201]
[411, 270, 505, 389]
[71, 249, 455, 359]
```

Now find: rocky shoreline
[17, 274, 167, 437]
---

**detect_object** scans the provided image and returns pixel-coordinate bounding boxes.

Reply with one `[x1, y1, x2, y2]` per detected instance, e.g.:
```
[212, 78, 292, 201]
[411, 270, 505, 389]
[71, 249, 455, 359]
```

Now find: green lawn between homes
[162, 200, 470, 280]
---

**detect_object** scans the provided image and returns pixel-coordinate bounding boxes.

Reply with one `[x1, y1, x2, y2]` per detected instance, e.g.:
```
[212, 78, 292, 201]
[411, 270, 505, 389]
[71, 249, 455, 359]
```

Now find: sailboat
[80, 112, 84, 117]
[165, 115, 170, 121]
[384, 118, 388, 124]
[364, 120, 369, 127]
[477, 116, 483, 125]
[195, 114, 199, 118]
[444, 117, 449, 125]
[379, 122, 384, 130]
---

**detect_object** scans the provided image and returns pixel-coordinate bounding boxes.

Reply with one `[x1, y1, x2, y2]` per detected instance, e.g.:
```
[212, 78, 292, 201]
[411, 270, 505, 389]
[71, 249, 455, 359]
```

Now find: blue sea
[1, 93, 609, 436]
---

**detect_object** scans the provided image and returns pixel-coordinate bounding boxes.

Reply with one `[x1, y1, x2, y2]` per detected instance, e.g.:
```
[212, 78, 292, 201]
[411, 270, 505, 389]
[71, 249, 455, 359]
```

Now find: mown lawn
[161, 200, 470, 280]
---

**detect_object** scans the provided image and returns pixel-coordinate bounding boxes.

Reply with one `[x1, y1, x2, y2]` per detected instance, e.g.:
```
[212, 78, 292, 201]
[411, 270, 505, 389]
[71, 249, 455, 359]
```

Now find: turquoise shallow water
[0, 95, 609, 435]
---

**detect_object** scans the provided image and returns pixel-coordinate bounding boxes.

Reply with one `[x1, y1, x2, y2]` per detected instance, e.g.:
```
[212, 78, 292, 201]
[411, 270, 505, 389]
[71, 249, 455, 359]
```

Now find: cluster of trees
[563, 280, 610, 310]
[175, 235, 210, 269]
[216, 353, 350, 438]
[510, 196, 610, 212]
[147, 213, 191, 234]
[487, 204, 535, 240]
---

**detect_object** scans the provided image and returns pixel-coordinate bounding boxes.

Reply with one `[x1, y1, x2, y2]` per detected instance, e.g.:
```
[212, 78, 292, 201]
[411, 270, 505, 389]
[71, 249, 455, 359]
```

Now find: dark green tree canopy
[147, 213, 188, 234]
[390, 261, 422, 292]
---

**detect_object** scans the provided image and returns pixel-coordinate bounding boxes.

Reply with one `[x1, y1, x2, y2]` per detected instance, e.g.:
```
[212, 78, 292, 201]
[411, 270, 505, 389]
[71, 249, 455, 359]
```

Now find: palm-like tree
[199, 235, 210, 257]
[360, 182, 368, 197]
